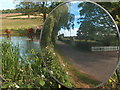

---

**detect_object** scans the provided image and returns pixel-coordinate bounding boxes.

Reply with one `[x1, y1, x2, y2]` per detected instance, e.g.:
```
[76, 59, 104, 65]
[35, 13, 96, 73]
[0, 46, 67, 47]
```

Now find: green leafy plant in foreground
[1, 41, 72, 88]
[42, 46, 73, 87]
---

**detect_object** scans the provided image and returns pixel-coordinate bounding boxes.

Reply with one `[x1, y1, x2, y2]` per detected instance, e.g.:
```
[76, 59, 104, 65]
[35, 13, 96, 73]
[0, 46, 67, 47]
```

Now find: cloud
[0, 0, 15, 10]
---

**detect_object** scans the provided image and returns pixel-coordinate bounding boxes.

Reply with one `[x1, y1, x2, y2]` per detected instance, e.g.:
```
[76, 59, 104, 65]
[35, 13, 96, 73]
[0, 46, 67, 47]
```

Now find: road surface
[56, 41, 119, 82]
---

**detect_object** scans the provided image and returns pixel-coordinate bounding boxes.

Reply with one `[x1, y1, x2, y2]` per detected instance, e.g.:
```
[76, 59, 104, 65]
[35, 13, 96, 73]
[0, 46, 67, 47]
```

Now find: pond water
[1, 36, 41, 57]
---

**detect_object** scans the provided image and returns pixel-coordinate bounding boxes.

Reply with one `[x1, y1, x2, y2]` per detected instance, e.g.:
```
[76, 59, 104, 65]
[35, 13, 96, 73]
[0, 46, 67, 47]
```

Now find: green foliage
[1, 9, 19, 14]
[98, 2, 120, 22]
[77, 2, 118, 45]
[41, 15, 55, 47]
[42, 46, 73, 87]
[15, 2, 61, 20]
[16, 2, 37, 18]
[101, 65, 120, 89]
[41, 4, 75, 47]
[75, 40, 100, 51]
[1, 40, 72, 88]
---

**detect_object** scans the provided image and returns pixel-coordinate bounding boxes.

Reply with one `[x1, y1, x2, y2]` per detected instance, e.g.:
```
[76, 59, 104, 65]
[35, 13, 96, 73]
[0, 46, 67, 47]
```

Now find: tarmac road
[56, 41, 119, 82]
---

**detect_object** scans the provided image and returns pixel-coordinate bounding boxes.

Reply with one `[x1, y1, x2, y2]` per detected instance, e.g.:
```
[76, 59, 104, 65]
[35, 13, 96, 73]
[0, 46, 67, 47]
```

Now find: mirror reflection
[41, 1, 119, 88]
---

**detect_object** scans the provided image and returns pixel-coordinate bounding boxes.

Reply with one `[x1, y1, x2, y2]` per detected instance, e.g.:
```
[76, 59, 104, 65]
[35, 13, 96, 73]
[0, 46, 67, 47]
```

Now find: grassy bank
[2, 18, 42, 30]
[1, 14, 43, 35]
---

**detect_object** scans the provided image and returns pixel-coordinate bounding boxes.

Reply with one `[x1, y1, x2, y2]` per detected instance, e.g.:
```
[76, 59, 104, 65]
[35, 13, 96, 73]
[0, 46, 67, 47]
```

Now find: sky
[59, 1, 83, 37]
[0, 0, 15, 10]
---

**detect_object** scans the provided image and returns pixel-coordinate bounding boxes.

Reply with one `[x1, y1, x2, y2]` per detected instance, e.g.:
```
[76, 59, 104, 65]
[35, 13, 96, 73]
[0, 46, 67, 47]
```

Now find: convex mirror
[41, 0, 120, 88]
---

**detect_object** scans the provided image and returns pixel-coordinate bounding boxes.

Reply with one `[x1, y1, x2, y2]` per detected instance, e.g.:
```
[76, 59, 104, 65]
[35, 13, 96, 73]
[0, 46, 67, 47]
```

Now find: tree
[41, 4, 75, 47]
[76, 2, 117, 45]
[98, 2, 120, 30]
[98, 2, 120, 21]
[16, 2, 36, 18]
[1, 9, 18, 14]
[32, 2, 62, 21]
[15, 1, 61, 21]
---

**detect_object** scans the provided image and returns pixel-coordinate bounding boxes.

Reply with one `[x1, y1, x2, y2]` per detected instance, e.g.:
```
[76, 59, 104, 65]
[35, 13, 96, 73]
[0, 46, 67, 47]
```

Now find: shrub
[75, 41, 101, 51]
[1, 40, 72, 88]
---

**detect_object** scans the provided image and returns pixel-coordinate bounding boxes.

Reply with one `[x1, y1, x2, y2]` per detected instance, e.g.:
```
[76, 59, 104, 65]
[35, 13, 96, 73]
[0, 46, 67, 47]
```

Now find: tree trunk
[42, 2, 46, 22]
[28, 14, 30, 18]
[43, 13, 46, 22]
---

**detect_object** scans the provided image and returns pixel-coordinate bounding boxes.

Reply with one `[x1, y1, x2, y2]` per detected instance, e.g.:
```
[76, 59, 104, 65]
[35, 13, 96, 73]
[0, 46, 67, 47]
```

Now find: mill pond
[1, 36, 40, 57]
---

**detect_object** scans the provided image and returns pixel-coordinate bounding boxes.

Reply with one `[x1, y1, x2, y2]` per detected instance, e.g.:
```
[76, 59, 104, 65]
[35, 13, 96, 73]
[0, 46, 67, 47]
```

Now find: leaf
[2, 84, 9, 88]
[58, 84, 61, 88]
[27, 84, 33, 88]
[39, 80, 45, 86]
[109, 79, 112, 83]
[8, 82, 14, 86]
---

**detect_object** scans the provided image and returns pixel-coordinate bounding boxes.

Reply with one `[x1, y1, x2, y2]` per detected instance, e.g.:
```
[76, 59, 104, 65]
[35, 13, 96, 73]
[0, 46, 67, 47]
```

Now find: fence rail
[91, 46, 119, 51]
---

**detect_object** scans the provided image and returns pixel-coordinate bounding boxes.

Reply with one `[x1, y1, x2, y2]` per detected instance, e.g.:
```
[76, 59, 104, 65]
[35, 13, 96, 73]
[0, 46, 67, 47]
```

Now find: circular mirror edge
[39, 0, 120, 89]
[39, 1, 74, 89]
[88, 1, 120, 88]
